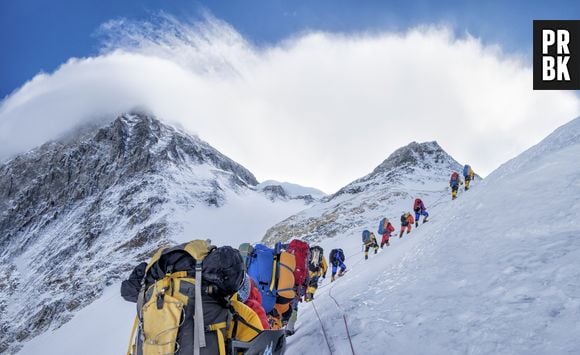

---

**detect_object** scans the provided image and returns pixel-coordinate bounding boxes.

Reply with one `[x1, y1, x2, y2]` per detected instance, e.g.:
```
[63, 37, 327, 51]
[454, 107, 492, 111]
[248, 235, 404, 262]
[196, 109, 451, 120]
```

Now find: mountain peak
[96, 113, 258, 186]
[263, 140, 462, 244]
[0, 113, 258, 217]
[0, 112, 289, 353]
[371, 141, 448, 175]
[329, 141, 460, 199]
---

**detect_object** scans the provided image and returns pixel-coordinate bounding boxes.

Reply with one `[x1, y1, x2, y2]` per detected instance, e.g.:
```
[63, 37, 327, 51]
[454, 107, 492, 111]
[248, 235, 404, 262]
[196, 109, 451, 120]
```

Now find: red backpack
[287, 240, 310, 293]
[414, 198, 423, 210]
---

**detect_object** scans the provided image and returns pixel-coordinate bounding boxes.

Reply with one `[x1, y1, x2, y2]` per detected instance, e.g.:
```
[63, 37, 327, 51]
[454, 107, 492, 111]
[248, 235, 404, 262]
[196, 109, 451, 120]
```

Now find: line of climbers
[449, 164, 476, 200]
[119, 165, 477, 355]
[361, 197, 429, 259]
[120, 238, 349, 354]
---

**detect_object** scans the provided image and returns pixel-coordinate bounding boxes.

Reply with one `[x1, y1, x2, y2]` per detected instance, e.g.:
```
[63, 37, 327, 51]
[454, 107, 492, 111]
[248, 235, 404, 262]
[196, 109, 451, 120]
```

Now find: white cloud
[0, 14, 578, 192]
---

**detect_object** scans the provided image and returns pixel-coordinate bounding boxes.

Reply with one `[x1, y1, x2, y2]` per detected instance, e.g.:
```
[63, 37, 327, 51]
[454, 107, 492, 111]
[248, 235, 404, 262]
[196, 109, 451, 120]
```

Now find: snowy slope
[0, 113, 311, 354]
[263, 141, 464, 245]
[15, 115, 580, 354]
[287, 117, 580, 354]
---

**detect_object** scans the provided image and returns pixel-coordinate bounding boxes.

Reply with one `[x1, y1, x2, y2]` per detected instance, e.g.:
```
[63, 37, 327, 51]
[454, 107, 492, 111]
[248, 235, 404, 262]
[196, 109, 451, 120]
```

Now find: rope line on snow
[309, 253, 365, 354]
[328, 284, 356, 355]
[311, 299, 334, 354]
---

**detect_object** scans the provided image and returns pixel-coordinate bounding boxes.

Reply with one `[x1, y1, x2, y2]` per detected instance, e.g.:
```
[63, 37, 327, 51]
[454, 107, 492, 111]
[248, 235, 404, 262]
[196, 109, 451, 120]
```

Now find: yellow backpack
[126, 240, 229, 355]
[272, 251, 296, 326]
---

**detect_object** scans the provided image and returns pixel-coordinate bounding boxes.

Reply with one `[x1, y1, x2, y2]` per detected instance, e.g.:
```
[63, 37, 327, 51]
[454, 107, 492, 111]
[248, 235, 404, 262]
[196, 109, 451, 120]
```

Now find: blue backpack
[463, 164, 471, 177]
[378, 218, 387, 234]
[247, 243, 281, 313]
[362, 230, 371, 244]
[330, 249, 344, 265]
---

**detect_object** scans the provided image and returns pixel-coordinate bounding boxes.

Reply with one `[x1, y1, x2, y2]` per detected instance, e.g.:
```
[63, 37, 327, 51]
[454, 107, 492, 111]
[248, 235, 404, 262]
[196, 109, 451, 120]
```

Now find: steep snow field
[171, 187, 310, 245]
[18, 284, 134, 355]
[288, 118, 580, 354]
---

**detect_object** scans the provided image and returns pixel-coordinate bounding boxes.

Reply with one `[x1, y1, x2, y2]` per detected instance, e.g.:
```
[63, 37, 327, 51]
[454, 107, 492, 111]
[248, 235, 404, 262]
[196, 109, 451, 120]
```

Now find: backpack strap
[269, 253, 278, 292]
[208, 321, 228, 355]
[126, 315, 139, 355]
[193, 262, 205, 355]
[145, 247, 167, 273]
[182, 240, 211, 355]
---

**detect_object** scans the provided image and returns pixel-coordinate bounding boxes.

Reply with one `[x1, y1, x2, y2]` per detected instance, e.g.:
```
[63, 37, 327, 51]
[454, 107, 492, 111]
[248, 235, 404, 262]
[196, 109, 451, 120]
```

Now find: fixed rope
[311, 300, 334, 354]
[328, 280, 356, 355]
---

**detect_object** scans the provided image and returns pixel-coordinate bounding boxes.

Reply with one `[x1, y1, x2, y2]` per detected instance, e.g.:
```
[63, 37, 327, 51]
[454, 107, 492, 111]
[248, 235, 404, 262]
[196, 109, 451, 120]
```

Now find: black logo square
[533, 20, 580, 90]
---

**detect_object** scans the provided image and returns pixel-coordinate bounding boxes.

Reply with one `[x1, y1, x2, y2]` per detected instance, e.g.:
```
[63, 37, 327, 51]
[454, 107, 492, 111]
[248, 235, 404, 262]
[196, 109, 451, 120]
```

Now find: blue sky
[1, 0, 579, 99]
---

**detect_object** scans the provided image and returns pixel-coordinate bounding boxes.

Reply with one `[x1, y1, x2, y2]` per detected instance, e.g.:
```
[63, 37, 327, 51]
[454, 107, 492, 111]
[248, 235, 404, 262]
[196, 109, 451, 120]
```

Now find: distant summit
[371, 141, 452, 175]
[263, 141, 462, 245]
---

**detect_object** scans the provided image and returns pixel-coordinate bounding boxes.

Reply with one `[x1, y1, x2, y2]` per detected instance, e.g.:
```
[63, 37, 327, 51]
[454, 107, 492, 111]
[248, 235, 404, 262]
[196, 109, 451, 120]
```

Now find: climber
[450, 171, 462, 200]
[362, 230, 379, 260]
[236, 274, 270, 330]
[413, 198, 429, 227]
[121, 241, 288, 355]
[284, 298, 299, 336]
[399, 212, 414, 238]
[463, 164, 475, 191]
[281, 239, 309, 337]
[305, 245, 327, 301]
[329, 248, 347, 281]
[246, 243, 296, 330]
[378, 217, 395, 248]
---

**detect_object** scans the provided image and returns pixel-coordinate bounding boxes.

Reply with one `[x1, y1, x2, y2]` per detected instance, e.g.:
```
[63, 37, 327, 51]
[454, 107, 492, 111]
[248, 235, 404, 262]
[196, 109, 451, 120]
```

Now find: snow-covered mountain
[0, 113, 312, 354]
[10, 114, 580, 355]
[287, 117, 580, 354]
[263, 141, 463, 245]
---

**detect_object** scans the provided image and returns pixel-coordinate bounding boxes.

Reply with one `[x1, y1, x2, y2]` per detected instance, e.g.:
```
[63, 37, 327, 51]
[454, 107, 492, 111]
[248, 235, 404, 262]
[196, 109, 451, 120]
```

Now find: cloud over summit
[0, 14, 578, 192]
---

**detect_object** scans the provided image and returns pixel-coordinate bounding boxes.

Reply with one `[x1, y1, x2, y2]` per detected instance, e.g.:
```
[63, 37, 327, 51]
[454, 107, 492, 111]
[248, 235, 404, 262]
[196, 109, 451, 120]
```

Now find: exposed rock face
[261, 185, 288, 199]
[258, 184, 317, 204]
[0, 113, 259, 353]
[262, 141, 464, 245]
